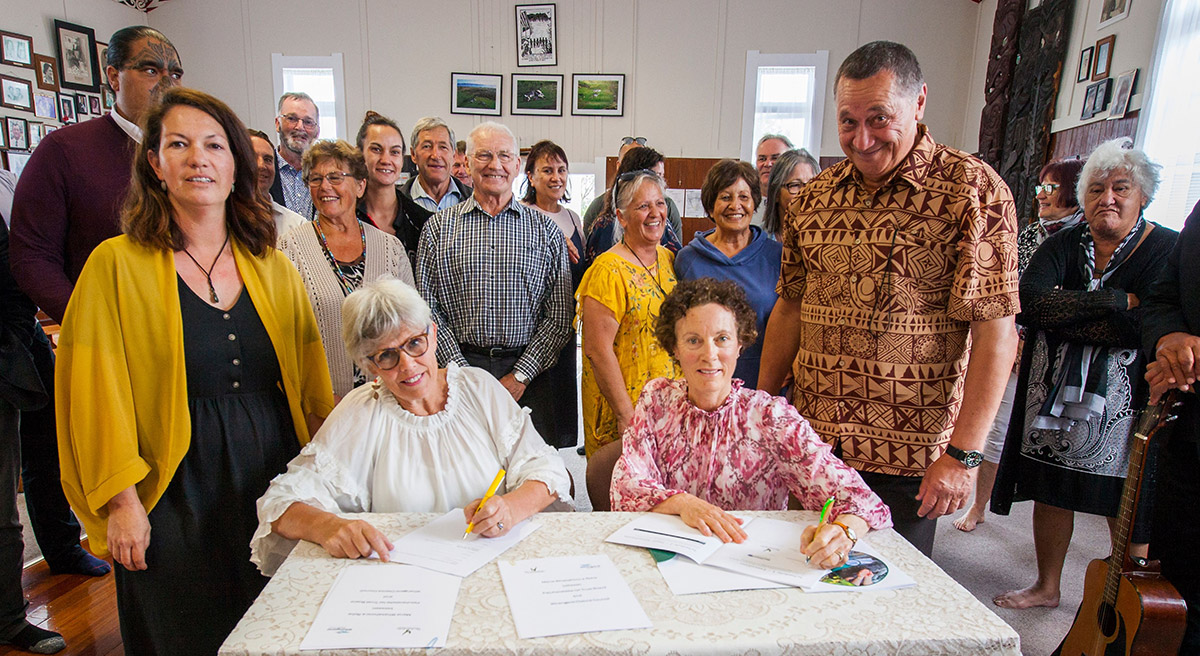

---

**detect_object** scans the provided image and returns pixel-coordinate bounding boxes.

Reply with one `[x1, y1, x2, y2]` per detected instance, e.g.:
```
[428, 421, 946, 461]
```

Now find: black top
[357, 189, 432, 278]
[179, 278, 284, 398]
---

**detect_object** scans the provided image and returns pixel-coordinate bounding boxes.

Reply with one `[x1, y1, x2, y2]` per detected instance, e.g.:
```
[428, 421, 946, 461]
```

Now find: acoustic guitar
[1054, 392, 1188, 656]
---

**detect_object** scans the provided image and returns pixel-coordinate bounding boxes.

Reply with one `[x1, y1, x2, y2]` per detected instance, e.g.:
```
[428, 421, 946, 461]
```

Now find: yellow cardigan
[55, 236, 335, 557]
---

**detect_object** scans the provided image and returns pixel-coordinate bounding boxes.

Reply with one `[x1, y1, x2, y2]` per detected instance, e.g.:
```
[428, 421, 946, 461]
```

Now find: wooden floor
[1, 540, 122, 656]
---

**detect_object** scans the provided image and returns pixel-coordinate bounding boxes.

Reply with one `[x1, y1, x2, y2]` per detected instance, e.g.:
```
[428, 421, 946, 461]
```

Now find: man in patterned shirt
[273, 92, 320, 219]
[416, 121, 572, 447]
[758, 41, 1019, 556]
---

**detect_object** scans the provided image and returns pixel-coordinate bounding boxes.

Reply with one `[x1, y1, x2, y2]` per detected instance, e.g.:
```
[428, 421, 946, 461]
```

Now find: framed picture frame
[450, 73, 502, 116]
[1091, 78, 1113, 115]
[55, 20, 101, 93]
[89, 94, 100, 115]
[33, 89, 58, 120]
[75, 93, 88, 116]
[95, 41, 108, 77]
[515, 4, 557, 67]
[33, 53, 59, 91]
[1098, 0, 1132, 29]
[5, 116, 29, 150]
[511, 74, 563, 116]
[28, 121, 42, 148]
[0, 122, 5, 148]
[1092, 35, 1115, 81]
[3, 149, 31, 177]
[0, 30, 34, 68]
[102, 86, 115, 109]
[59, 93, 76, 123]
[1077, 47, 1093, 83]
[1081, 83, 1098, 120]
[1108, 69, 1138, 120]
[572, 74, 624, 116]
[0, 74, 33, 111]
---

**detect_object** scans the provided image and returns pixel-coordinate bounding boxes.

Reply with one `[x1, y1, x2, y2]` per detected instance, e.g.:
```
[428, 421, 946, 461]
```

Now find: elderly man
[416, 121, 572, 447]
[750, 134, 795, 228]
[758, 41, 1019, 556]
[273, 92, 320, 219]
[582, 136, 683, 240]
[403, 117, 471, 213]
[8, 26, 185, 579]
[1144, 199, 1200, 653]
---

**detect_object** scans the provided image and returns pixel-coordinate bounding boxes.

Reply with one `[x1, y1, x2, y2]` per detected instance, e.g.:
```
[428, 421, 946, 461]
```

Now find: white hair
[409, 116, 455, 152]
[341, 278, 431, 365]
[756, 133, 794, 151]
[612, 171, 667, 243]
[466, 121, 517, 155]
[1078, 137, 1161, 205]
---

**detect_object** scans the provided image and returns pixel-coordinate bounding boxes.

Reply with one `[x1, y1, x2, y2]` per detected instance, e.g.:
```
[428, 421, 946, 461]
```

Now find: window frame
[740, 50, 829, 164]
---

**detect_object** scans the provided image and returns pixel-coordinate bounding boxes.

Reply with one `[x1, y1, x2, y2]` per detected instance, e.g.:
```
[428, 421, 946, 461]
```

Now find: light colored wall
[143, 0, 991, 163]
[1052, 0, 1164, 134]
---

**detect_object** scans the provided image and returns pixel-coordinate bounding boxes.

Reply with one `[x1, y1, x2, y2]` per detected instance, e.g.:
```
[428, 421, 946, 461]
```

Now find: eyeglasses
[279, 114, 318, 130]
[1034, 183, 1060, 195]
[621, 136, 647, 146]
[306, 171, 354, 187]
[366, 329, 431, 370]
[784, 181, 806, 194]
[472, 150, 516, 164]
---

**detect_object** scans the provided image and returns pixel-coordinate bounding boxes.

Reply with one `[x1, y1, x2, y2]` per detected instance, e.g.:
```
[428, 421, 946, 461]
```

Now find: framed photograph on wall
[75, 93, 88, 116]
[0, 30, 34, 68]
[5, 116, 29, 150]
[95, 41, 108, 75]
[1081, 83, 1099, 120]
[103, 86, 115, 109]
[33, 89, 58, 120]
[1108, 69, 1138, 119]
[55, 20, 100, 93]
[33, 54, 59, 91]
[515, 4, 557, 67]
[450, 73, 502, 116]
[511, 74, 563, 116]
[0, 74, 33, 111]
[1077, 47, 1093, 83]
[59, 93, 76, 123]
[4, 150, 31, 177]
[1091, 78, 1113, 116]
[572, 74, 624, 116]
[89, 94, 100, 115]
[1098, 0, 1132, 29]
[1092, 35, 1115, 81]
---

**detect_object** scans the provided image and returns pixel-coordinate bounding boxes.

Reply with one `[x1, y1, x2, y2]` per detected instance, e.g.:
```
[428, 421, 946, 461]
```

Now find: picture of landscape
[512, 74, 562, 115]
[451, 73, 501, 116]
[572, 74, 624, 116]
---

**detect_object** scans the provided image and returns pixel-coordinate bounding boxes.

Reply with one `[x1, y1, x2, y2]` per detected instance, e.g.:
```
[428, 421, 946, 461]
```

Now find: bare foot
[953, 507, 986, 532]
[993, 585, 1060, 609]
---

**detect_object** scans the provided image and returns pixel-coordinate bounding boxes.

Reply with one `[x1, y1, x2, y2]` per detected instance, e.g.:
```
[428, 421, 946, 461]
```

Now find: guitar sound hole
[1097, 601, 1118, 638]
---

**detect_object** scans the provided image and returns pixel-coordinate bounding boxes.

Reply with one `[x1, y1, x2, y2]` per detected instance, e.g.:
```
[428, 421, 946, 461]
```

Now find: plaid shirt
[417, 194, 572, 380]
[277, 152, 315, 220]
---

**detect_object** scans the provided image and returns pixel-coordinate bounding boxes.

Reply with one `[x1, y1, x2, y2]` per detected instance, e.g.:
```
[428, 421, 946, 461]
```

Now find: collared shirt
[277, 151, 315, 220]
[778, 124, 1020, 476]
[109, 108, 142, 143]
[410, 176, 464, 213]
[416, 194, 572, 380]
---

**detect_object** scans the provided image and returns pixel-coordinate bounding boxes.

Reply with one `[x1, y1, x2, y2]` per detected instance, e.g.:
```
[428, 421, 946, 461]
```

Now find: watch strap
[831, 520, 858, 547]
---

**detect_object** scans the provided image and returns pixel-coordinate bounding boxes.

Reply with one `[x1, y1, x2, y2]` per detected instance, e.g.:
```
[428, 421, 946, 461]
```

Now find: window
[741, 51, 829, 163]
[510, 165, 598, 219]
[1137, 0, 1200, 229]
[272, 53, 346, 140]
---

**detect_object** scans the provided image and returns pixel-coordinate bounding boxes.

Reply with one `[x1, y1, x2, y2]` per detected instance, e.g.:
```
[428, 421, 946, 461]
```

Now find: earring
[231, 181, 236, 193]
[159, 179, 167, 191]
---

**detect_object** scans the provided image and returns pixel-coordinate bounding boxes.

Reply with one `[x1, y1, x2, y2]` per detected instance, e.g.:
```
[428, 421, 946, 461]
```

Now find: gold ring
[835, 550, 844, 562]
[497, 522, 505, 530]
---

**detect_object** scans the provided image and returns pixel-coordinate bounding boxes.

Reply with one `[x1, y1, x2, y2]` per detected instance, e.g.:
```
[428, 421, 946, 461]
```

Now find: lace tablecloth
[220, 511, 1019, 655]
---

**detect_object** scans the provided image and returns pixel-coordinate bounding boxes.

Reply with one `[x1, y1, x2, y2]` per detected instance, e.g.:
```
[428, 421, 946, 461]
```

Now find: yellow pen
[463, 468, 506, 539]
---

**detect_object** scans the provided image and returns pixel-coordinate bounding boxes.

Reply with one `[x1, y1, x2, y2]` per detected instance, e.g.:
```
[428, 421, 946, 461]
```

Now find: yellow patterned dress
[578, 247, 681, 457]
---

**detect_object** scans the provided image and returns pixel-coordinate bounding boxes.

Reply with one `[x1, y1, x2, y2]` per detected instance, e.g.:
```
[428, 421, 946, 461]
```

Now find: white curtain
[1137, 0, 1200, 229]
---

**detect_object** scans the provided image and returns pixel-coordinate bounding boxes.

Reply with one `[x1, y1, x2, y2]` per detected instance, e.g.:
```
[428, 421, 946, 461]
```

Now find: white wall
[143, 0, 991, 163]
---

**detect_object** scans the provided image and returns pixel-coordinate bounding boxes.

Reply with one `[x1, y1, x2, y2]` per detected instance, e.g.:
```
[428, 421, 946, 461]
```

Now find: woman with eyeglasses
[578, 169, 682, 510]
[582, 147, 683, 270]
[761, 149, 821, 241]
[279, 140, 414, 400]
[251, 279, 571, 573]
[675, 159, 782, 389]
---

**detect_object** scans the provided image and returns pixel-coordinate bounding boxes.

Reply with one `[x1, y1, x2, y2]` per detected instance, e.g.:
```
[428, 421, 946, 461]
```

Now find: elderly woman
[761, 148, 820, 240]
[55, 88, 334, 655]
[992, 139, 1178, 609]
[251, 278, 572, 575]
[582, 147, 682, 270]
[279, 139, 414, 399]
[675, 159, 782, 388]
[955, 157, 1085, 533]
[610, 279, 891, 567]
[579, 170, 681, 510]
[355, 111, 431, 274]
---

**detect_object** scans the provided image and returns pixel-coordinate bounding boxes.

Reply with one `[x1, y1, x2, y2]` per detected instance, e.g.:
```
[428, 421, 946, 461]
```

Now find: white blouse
[251, 363, 573, 575]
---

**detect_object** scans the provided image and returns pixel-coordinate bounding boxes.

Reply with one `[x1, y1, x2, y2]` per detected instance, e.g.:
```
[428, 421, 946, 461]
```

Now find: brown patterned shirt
[778, 125, 1019, 476]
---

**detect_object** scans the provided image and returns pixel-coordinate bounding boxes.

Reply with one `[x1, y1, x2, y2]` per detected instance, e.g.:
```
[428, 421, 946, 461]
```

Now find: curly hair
[654, 278, 759, 357]
[301, 139, 368, 182]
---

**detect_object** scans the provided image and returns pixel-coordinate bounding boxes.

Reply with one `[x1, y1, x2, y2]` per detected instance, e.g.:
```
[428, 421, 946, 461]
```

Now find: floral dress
[577, 248, 681, 456]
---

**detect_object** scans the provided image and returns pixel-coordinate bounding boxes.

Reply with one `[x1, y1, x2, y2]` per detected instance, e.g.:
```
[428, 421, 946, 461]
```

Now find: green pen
[808, 496, 836, 564]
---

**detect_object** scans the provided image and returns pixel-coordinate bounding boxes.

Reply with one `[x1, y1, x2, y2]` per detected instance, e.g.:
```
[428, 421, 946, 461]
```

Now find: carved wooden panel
[978, 0, 1025, 169]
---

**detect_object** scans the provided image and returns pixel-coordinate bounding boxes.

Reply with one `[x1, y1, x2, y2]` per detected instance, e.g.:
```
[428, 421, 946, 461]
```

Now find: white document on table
[298, 563, 459, 650]
[656, 553, 789, 595]
[701, 516, 822, 588]
[384, 509, 540, 577]
[604, 513, 754, 562]
[498, 554, 652, 639]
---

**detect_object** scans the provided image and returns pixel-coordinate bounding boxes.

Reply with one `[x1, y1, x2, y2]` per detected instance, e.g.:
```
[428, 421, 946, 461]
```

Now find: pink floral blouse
[610, 378, 892, 530]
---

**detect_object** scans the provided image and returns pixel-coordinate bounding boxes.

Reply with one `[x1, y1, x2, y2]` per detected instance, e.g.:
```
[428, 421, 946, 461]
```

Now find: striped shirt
[417, 194, 572, 380]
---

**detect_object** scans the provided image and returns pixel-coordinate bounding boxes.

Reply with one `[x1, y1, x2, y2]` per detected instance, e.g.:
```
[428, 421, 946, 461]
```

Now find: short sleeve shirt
[777, 125, 1020, 476]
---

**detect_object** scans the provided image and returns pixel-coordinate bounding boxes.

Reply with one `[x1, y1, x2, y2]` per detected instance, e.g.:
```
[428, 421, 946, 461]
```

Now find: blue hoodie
[674, 225, 782, 389]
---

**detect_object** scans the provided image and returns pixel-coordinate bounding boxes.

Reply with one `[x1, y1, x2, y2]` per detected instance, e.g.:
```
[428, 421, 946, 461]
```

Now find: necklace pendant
[209, 285, 220, 304]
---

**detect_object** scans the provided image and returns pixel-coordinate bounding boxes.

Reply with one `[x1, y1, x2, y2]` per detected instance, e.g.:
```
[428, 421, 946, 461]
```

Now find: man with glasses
[273, 92, 320, 219]
[416, 121, 573, 448]
[582, 136, 683, 241]
[8, 25, 184, 583]
[402, 117, 471, 213]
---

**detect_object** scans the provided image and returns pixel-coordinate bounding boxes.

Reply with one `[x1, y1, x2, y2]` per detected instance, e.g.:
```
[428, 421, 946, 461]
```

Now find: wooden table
[220, 511, 1020, 655]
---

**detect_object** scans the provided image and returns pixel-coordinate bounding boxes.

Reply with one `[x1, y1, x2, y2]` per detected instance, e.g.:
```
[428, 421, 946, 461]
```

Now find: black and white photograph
[1077, 46, 1093, 83]
[1098, 0, 1132, 29]
[1092, 34, 1115, 81]
[1108, 68, 1137, 119]
[33, 53, 59, 91]
[55, 19, 100, 93]
[0, 73, 33, 111]
[3, 149, 31, 176]
[33, 88, 57, 119]
[0, 30, 33, 68]
[515, 4, 556, 67]
[88, 94, 100, 115]
[59, 92, 75, 122]
[75, 92, 89, 116]
[512, 73, 562, 115]
[5, 115, 29, 150]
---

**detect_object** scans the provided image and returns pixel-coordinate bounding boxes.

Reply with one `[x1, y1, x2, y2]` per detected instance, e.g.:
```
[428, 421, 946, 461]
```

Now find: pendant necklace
[182, 233, 230, 304]
[622, 238, 665, 297]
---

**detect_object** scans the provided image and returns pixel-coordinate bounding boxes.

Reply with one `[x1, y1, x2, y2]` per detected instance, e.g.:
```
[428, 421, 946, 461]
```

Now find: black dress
[114, 280, 300, 656]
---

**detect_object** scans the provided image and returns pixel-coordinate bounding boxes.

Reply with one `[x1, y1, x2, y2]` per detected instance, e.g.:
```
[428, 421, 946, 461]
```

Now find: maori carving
[978, 0, 1024, 169]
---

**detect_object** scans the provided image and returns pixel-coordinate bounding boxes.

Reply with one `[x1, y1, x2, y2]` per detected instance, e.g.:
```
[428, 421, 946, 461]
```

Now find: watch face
[964, 451, 984, 468]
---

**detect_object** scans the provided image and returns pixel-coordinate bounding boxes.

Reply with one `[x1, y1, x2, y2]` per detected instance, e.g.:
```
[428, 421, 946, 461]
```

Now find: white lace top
[250, 363, 573, 575]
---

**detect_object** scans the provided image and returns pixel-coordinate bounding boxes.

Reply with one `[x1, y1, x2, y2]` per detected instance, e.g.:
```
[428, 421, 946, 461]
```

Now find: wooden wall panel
[1048, 111, 1140, 161]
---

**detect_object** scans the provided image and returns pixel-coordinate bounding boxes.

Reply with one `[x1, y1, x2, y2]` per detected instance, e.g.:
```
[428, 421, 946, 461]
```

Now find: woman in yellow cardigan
[55, 88, 334, 656]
